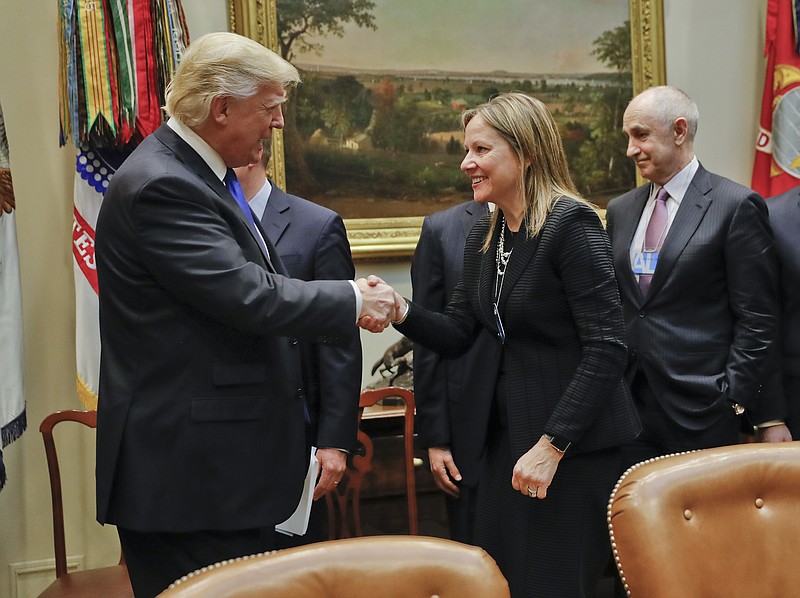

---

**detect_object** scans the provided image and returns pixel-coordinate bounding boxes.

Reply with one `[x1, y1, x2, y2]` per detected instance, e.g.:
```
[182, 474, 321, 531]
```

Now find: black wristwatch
[543, 433, 571, 453]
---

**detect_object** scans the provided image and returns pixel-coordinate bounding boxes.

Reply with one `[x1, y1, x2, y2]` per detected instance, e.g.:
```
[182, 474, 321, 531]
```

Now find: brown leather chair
[608, 442, 800, 597]
[38, 410, 133, 597]
[325, 386, 418, 538]
[158, 535, 510, 597]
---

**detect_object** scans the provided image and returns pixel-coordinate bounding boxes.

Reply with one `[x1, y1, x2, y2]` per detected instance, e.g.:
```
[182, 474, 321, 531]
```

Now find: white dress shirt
[629, 156, 700, 278]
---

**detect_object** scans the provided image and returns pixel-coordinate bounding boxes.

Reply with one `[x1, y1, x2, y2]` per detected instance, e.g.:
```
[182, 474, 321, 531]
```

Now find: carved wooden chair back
[325, 387, 418, 538]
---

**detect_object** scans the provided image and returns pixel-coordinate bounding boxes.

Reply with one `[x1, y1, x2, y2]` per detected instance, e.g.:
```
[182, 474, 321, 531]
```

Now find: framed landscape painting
[229, 0, 665, 258]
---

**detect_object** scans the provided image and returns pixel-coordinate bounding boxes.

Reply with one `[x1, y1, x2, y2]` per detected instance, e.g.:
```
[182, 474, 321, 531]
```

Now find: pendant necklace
[494, 214, 513, 344]
[495, 214, 514, 301]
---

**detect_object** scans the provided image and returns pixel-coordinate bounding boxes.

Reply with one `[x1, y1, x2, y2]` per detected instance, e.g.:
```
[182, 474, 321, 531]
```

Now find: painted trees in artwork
[277, 1, 635, 214]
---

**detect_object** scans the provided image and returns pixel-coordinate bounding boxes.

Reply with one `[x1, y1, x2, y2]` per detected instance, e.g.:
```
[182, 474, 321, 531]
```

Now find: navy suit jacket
[411, 201, 497, 486]
[398, 198, 640, 461]
[260, 184, 361, 450]
[606, 164, 779, 432]
[95, 124, 356, 532]
[758, 187, 800, 427]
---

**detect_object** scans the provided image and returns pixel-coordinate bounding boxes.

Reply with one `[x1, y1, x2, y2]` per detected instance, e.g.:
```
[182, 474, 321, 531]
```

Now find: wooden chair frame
[38, 409, 132, 597]
[325, 387, 418, 538]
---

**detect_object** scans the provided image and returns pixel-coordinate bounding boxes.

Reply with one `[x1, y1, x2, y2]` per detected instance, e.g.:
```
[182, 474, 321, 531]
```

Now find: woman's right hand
[511, 436, 564, 499]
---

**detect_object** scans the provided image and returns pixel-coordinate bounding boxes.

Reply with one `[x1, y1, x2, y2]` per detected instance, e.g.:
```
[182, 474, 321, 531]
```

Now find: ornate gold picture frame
[228, 0, 665, 259]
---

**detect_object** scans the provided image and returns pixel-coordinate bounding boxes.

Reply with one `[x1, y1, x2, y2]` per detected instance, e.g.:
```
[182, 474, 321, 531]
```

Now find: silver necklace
[496, 214, 513, 276]
[493, 215, 513, 345]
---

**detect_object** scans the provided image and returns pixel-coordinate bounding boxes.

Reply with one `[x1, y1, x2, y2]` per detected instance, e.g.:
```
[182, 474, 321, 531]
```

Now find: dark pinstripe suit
[606, 165, 780, 462]
[259, 183, 361, 547]
[397, 197, 640, 597]
[411, 200, 493, 544]
[260, 184, 361, 454]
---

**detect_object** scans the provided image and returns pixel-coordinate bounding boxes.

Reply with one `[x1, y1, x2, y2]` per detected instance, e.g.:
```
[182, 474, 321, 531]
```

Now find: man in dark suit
[760, 187, 800, 439]
[234, 141, 362, 544]
[95, 32, 395, 597]
[606, 85, 782, 468]
[410, 200, 495, 544]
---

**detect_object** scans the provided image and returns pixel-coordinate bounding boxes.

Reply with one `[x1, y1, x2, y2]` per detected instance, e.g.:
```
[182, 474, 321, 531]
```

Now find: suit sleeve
[545, 204, 629, 441]
[309, 213, 363, 450]
[127, 174, 355, 341]
[723, 194, 780, 414]
[396, 230, 483, 357]
[411, 216, 452, 448]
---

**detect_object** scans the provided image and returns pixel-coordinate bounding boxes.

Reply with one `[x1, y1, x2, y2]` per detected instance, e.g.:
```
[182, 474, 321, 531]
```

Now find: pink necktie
[638, 186, 669, 295]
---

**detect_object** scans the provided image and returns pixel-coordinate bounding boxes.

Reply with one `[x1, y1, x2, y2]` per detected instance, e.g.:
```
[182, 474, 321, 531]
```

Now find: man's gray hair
[637, 85, 699, 140]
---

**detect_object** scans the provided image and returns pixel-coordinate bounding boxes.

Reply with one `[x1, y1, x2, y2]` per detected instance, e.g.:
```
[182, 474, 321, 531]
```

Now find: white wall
[663, 0, 767, 185]
[0, 1, 767, 595]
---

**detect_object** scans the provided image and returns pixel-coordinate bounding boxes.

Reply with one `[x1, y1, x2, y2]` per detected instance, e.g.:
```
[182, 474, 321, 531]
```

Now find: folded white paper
[276, 446, 319, 536]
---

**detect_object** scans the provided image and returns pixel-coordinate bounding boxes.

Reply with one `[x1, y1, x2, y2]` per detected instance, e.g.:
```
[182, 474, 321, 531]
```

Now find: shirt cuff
[348, 280, 362, 323]
[755, 420, 785, 429]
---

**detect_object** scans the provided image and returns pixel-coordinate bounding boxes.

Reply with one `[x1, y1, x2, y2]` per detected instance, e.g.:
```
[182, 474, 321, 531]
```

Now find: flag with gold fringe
[752, 0, 800, 197]
[0, 100, 26, 492]
[59, 0, 189, 408]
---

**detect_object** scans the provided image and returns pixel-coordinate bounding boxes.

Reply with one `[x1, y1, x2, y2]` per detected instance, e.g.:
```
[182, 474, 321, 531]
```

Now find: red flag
[752, 0, 800, 197]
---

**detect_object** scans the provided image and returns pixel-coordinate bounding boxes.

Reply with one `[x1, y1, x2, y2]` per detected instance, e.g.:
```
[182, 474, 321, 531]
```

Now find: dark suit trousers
[118, 526, 276, 598]
[619, 370, 740, 474]
[446, 484, 478, 545]
[274, 498, 326, 548]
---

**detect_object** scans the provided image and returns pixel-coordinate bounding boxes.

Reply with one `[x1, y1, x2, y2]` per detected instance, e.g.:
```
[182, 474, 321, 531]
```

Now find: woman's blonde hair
[461, 93, 588, 250]
[165, 32, 301, 128]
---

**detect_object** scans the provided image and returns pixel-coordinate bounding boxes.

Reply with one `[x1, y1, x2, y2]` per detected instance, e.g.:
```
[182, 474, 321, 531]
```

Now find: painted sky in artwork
[293, 0, 630, 75]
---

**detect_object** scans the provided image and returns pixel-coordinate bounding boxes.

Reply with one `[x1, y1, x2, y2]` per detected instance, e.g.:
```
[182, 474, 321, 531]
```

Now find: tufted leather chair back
[608, 442, 800, 597]
[158, 535, 509, 597]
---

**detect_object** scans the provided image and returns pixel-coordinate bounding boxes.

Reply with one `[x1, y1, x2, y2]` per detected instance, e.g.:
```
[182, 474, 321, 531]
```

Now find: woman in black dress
[369, 93, 640, 597]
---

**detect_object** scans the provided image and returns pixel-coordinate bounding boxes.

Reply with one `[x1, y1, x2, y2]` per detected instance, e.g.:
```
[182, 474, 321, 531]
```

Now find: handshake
[355, 275, 407, 333]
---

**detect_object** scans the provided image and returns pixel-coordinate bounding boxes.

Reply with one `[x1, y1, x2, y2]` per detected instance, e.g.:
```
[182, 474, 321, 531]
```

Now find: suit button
[290, 338, 298, 345]
[638, 311, 645, 318]
[296, 388, 304, 400]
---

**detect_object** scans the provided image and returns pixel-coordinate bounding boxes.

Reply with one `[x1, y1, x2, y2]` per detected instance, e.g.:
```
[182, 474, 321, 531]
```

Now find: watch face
[546, 434, 570, 452]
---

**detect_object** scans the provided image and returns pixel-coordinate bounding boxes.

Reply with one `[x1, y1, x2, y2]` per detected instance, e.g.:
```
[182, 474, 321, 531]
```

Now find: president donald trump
[95, 32, 394, 597]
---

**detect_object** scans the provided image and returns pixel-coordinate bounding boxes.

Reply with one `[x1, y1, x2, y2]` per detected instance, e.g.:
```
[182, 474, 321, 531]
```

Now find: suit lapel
[646, 167, 713, 298]
[153, 125, 278, 273]
[616, 185, 650, 306]
[261, 183, 291, 248]
[477, 210, 540, 329]
[478, 218, 500, 333]
[154, 125, 223, 198]
[462, 201, 487, 239]
[497, 222, 539, 314]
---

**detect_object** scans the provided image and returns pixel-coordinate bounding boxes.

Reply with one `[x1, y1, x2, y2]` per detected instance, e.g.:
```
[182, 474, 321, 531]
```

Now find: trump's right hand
[356, 275, 395, 332]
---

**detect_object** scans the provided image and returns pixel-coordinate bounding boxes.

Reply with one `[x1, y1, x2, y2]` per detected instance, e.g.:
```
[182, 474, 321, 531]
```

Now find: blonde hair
[165, 32, 301, 128]
[461, 93, 588, 250]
